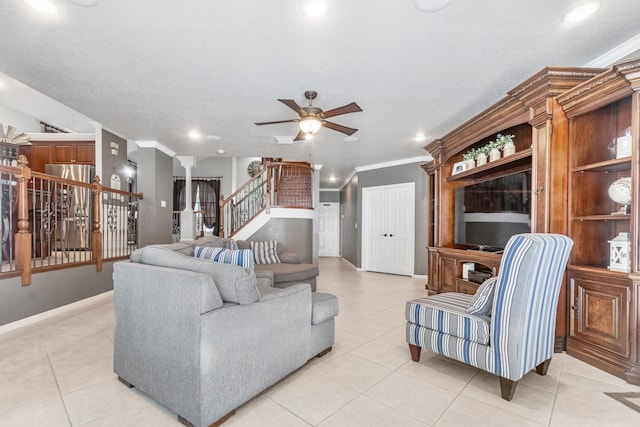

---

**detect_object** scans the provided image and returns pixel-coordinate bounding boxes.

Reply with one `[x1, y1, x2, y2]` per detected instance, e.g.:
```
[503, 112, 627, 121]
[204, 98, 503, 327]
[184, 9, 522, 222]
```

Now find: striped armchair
[406, 234, 573, 400]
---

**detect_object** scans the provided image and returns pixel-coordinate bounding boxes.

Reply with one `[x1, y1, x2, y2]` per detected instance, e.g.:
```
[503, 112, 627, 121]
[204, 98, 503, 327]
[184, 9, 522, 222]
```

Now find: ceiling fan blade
[322, 121, 358, 136]
[254, 119, 299, 126]
[293, 130, 307, 141]
[322, 102, 362, 119]
[277, 99, 304, 115]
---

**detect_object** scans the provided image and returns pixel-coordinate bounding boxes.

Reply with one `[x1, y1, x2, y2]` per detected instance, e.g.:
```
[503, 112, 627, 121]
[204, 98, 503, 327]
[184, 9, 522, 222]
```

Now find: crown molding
[319, 188, 340, 192]
[339, 169, 357, 190]
[354, 155, 432, 172]
[585, 32, 640, 67]
[134, 140, 176, 157]
[26, 132, 95, 141]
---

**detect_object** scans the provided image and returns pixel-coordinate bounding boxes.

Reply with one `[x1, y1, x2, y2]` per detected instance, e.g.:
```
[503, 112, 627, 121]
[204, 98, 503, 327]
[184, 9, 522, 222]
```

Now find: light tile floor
[1, 257, 640, 426]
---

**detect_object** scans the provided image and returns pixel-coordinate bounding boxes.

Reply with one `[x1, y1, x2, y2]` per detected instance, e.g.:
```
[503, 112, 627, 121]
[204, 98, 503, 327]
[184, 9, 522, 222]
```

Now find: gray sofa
[113, 245, 338, 427]
[193, 236, 319, 291]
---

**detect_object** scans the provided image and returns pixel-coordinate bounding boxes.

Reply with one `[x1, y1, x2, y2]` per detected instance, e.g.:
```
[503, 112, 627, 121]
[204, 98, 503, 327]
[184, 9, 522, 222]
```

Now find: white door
[319, 203, 340, 256]
[362, 183, 415, 276]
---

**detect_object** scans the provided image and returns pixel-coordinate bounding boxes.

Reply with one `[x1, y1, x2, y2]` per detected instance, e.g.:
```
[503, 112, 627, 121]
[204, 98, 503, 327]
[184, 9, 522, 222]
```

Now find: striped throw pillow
[250, 240, 281, 264]
[225, 239, 239, 250]
[466, 277, 497, 316]
[194, 246, 254, 269]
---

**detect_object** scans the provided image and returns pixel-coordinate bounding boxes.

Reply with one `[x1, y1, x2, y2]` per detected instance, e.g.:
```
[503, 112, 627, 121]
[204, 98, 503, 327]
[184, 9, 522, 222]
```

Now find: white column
[176, 156, 197, 241]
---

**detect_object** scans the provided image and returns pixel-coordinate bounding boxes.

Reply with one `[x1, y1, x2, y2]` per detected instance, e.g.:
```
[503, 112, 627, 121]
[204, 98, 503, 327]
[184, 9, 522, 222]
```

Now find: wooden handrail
[0, 157, 144, 285]
[218, 160, 313, 237]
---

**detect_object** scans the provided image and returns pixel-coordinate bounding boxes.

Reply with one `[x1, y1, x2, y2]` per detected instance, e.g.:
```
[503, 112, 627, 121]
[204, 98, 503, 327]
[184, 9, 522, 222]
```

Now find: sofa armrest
[279, 251, 302, 264]
[254, 269, 274, 286]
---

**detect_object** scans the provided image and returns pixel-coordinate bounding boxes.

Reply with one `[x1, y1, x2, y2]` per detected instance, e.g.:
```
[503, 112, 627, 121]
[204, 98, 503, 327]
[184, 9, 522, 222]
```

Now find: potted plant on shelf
[463, 148, 477, 169]
[496, 133, 516, 157]
[475, 145, 490, 166]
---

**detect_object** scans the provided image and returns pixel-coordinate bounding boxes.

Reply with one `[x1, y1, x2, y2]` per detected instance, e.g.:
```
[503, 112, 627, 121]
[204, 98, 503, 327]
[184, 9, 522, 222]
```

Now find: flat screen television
[454, 170, 532, 252]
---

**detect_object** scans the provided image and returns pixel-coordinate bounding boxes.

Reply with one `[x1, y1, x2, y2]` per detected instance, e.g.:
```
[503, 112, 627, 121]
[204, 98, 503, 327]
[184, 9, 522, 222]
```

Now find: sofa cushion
[225, 239, 239, 250]
[311, 293, 339, 324]
[139, 246, 260, 305]
[406, 293, 490, 345]
[251, 240, 281, 264]
[254, 262, 318, 283]
[279, 251, 302, 264]
[194, 246, 254, 269]
[466, 277, 497, 316]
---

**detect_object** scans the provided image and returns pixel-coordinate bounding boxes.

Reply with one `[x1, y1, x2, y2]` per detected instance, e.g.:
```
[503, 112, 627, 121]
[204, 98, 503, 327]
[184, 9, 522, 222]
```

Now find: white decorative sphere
[608, 177, 632, 206]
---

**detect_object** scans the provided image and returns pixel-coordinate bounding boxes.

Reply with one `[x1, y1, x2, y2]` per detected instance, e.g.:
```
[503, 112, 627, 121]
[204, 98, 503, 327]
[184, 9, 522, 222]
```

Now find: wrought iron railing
[219, 160, 313, 237]
[0, 156, 143, 285]
[171, 210, 205, 242]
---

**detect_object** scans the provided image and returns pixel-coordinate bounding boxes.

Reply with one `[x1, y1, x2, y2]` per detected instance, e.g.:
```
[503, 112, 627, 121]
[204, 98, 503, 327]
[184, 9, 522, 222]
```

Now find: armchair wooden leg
[499, 377, 518, 401]
[408, 344, 421, 362]
[535, 358, 551, 376]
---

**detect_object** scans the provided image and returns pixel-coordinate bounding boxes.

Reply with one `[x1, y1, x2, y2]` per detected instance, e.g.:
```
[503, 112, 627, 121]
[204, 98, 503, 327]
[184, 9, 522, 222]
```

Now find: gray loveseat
[193, 236, 319, 291]
[113, 245, 338, 427]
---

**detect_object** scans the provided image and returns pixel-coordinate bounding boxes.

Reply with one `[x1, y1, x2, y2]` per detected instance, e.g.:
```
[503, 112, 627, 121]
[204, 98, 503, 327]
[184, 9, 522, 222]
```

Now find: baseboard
[339, 257, 362, 271]
[0, 290, 114, 336]
[412, 274, 427, 280]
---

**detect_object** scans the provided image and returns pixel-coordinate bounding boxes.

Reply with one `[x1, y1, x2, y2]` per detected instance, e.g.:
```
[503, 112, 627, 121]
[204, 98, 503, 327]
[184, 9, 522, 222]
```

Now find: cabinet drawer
[456, 280, 479, 295]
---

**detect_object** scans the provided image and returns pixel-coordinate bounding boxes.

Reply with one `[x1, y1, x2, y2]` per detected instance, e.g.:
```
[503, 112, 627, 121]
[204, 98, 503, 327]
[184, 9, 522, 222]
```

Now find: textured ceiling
[1, 0, 639, 187]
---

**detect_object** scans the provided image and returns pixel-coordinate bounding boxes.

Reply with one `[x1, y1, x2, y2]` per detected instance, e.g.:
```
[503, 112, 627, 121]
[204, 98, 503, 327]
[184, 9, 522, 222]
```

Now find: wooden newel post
[15, 155, 32, 286]
[218, 194, 225, 237]
[92, 175, 103, 272]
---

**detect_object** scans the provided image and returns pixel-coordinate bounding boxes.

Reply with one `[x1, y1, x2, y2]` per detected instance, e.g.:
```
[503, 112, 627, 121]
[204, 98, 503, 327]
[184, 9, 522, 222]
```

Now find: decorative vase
[503, 142, 516, 157]
[489, 148, 501, 162]
[476, 152, 487, 166]
[607, 177, 631, 215]
[465, 159, 475, 169]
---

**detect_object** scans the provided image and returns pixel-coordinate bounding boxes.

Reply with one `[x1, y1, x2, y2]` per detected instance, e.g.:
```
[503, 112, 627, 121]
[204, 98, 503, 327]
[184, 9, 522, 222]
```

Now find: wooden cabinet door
[439, 257, 456, 293]
[22, 144, 53, 173]
[54, 144, 75, 163]
[75, 143, 94, 163]
[569, 272, 630, 358]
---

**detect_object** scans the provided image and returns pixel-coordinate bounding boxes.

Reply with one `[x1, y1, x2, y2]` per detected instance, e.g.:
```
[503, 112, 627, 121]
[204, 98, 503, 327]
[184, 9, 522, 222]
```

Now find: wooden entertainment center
[422, 59, 640, 385]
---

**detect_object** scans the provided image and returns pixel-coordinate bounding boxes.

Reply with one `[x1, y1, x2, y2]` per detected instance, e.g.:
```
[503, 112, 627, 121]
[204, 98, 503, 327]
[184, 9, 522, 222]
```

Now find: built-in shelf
[571, 157, 631, 173]
[446, 148, 532, 182]
[573, 214, 631, 221]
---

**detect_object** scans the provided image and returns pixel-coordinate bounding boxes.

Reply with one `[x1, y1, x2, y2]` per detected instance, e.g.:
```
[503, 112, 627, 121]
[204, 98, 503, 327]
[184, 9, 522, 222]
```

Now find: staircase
[219, 160, 313, 238]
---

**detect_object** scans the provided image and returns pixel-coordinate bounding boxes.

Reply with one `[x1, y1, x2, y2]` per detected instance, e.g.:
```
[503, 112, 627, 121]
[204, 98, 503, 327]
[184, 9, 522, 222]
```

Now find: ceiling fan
[255, 90, 362, 141]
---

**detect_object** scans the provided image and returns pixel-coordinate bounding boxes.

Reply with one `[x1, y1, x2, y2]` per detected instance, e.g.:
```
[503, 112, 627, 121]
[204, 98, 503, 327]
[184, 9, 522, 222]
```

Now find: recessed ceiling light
[414, 0, 453, 12]
[563, 2, 600, 23]
[414, 133, 427, 142]
[188, 131, 201, 140]
[67, 0, 99, 6]
[344, 136, 358, 142]
[302, 1, 327, 17]
[329, 175, 337, 182]
[217, 149, 225, 155]
[206, 135, 221, 141]
[25, 0, 57, 14]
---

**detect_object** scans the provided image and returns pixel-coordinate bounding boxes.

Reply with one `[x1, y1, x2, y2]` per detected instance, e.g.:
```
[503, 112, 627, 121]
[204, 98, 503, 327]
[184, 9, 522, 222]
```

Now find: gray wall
[340, 175, 359, 267]
[173, 156, 234, 200]
[248, 218, 313, 263]
[138, 147, 173, 246]
[319, 190, 340, 203]
[340, 162, 429, 275]
[101, 129, 128, 189]
[0, 262, 116, 326]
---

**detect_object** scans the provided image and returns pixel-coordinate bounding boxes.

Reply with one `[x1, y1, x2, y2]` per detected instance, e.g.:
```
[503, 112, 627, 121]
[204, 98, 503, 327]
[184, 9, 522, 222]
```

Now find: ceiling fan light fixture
[25, 0, 58, 14]
[299, 116, 322, 134]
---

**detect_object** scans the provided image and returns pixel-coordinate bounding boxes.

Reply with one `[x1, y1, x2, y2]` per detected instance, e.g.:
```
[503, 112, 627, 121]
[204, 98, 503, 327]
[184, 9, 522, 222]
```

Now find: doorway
[319, 202, 340, 256]
[362, 182, 415, 276]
